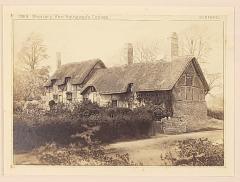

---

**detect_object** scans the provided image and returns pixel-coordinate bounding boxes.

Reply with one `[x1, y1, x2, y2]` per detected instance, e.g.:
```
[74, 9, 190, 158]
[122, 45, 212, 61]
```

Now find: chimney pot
[127, 43, 133, 65]
[170, 32, 179, 60]
[56, 52, 61, 69]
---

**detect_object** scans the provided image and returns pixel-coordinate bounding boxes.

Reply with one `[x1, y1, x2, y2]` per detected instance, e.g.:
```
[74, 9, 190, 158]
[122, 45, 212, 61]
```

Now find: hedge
[13, 101, 154, 153]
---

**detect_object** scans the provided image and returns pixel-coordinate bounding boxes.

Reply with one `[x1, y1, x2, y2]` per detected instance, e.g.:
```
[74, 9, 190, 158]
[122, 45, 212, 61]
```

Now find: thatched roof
[82, 56, 209, 94]
[45, 59, 105, 86]
[45, 56, 209, 94]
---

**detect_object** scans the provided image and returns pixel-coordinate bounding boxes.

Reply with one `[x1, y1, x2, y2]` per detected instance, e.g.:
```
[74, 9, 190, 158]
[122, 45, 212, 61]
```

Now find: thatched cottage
[44, 33, 209, 122]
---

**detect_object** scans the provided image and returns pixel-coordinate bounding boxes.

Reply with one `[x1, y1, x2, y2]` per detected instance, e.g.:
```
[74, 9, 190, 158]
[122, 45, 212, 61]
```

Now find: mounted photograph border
[0, 4, 236, 179]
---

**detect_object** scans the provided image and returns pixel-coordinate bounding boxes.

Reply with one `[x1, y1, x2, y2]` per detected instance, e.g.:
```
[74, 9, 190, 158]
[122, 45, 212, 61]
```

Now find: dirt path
[106, 130, 223, 165]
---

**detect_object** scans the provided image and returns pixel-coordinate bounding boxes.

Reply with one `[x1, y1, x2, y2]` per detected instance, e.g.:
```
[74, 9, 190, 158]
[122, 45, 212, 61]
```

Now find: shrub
[13, 113, 86, 153]
[35, 142, 139, 166]
[207, 108, 224, 120]
[162, 138, 224, 166]
[93, 106, 153, 142]
[13, 101, 25, 113]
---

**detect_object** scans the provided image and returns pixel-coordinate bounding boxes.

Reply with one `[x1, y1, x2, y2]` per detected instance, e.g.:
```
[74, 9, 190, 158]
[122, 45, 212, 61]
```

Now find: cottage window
[53, 94, 58, 101]
[112, 100, 118, 108]
[66, 92, 72, 100]
[186, 75, 193, 86]
[90, 86, 96, 92]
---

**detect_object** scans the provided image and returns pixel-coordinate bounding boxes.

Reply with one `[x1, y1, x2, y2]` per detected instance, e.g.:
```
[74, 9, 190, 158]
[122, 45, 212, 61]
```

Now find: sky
[14, 19, 224, 75]
[13, 18, 224, 107]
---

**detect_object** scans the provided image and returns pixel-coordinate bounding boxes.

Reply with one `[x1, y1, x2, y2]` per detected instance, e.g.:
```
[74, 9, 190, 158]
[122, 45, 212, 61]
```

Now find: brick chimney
[170, 32, 178, 60]
[127, 43, 133, 65]
[56, 52, 61, 69]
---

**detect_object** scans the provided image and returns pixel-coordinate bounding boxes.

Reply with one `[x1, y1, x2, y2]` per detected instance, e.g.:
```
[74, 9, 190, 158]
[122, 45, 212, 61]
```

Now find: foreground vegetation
[161, 138, 223, 166]
[14, 101, 224, 166]
[34, 142, 139, 166]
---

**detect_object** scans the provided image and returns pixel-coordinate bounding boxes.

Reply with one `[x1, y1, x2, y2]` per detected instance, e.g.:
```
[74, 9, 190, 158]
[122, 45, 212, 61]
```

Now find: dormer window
[65, 77, 71, 83]
[65, 77, 72, 91]
[66, 91, 72, 101]
[90, 86, 96, 92]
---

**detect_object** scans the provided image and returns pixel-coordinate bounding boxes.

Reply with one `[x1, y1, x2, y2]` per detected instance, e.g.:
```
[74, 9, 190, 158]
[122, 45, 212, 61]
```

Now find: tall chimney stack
[127, 43, 133, 65]
[170, 32, 179, 60]
[56, 52, 61, 69]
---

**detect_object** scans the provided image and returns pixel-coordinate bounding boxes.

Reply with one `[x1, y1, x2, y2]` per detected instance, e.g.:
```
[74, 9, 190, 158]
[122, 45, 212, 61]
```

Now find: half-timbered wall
[172, 62, 207, 120]
[172, 63, 205, 101]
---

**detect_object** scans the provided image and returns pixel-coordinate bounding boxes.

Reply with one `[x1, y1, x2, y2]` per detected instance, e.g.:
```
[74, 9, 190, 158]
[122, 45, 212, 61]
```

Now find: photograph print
[11, 9, 225, 167]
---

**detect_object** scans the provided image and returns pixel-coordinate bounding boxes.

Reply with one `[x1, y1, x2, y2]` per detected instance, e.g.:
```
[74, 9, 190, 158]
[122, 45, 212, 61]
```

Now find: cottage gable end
[172, 60, 207, 102]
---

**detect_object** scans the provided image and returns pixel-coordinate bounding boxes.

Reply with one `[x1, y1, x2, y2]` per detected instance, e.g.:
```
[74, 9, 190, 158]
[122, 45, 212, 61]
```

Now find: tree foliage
[178, 25, 212, 64]
[178, 25, 223, 96]
[14, 33, 49, 101]
[18, 33, 49, 71]
[133, 40, 163, 63]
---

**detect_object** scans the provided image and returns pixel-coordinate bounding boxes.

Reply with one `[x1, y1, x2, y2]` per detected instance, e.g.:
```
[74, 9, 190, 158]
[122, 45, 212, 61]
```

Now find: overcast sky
[14, 18, 224, 77]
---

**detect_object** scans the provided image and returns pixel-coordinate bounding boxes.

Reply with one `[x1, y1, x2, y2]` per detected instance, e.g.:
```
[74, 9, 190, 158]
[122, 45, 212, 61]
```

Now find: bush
[13, 102, 155, 153]
[35, 142, 139, 166]
[162, 138, 224, 166]
[207, 108, 224, 120]
[94, 107, 153, 142]
[13, 101, 25, 113]
[13, 110, 90, 153]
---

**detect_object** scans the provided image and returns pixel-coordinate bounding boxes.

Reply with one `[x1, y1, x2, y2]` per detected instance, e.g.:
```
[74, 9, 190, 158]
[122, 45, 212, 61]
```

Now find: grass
[187, 117, 223, 132]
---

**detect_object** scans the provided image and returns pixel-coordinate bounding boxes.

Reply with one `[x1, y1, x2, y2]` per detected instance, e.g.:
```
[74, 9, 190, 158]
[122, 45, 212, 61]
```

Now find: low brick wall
[162, 117, 187, 134]
[151, 117, 187, 135]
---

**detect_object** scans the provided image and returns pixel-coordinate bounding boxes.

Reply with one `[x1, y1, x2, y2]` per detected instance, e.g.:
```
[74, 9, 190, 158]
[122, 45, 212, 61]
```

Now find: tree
[206, 73, 223, 93]
[179, 25, 223, 96]
[118, 40, 164, 64]
[178, 25, 212, 64]
[14, 33, 50, 102]
[18, 32, 49, 71]
[133, 40, 163, 63]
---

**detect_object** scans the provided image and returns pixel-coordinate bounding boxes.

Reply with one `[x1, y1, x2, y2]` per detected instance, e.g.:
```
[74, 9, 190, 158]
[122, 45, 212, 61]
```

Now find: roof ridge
[59, 58, 101, 67]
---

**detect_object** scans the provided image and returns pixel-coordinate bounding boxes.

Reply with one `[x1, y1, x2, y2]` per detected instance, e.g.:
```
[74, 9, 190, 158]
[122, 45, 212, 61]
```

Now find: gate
[151, 120, 164, 135]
